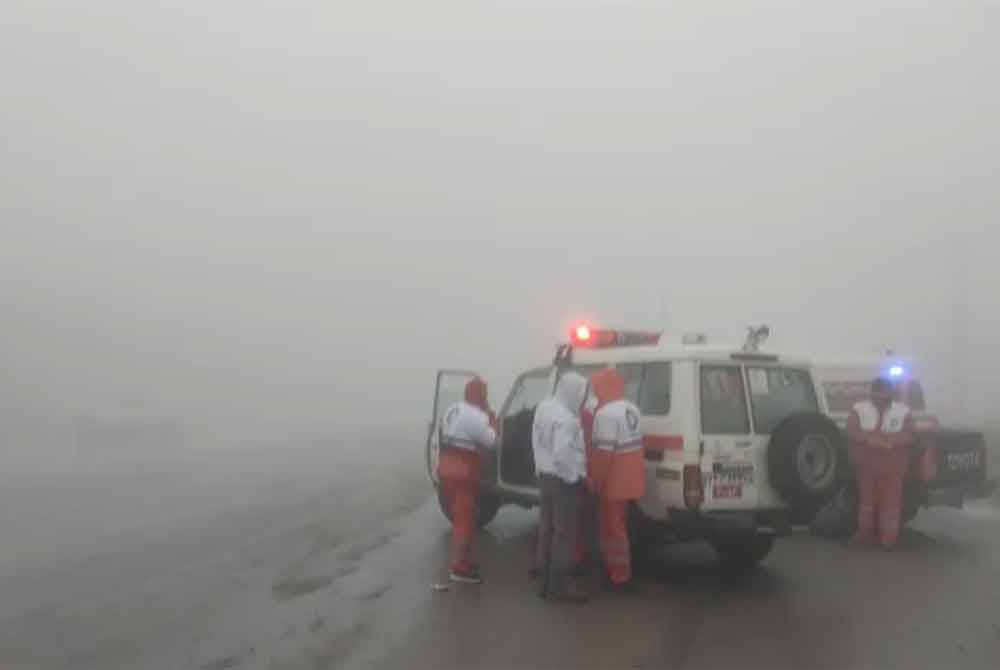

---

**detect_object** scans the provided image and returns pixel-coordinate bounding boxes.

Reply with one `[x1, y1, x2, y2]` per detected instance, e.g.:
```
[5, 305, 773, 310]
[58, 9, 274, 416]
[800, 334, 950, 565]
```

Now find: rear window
[700, 365, 750, 434]
[747, 367, 819, 434]
[639, 362, 672, 415]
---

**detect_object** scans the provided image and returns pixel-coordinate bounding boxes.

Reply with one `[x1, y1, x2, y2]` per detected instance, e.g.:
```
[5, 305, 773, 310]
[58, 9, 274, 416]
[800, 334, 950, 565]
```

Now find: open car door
[426, 370, 481, 487]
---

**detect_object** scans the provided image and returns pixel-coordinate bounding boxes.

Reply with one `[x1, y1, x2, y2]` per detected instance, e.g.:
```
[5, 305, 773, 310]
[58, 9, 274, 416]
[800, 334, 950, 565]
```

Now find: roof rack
[742, 325, 770, 352]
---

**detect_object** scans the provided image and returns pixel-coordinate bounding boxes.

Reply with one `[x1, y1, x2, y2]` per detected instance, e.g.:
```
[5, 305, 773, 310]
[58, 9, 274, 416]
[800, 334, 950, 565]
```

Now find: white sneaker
[449, 569, 484, 584]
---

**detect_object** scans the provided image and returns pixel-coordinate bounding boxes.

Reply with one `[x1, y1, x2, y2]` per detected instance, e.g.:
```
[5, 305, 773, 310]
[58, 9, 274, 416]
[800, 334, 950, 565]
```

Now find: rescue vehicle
[813, 357, 992, 531]
[426, 326, 993, 568]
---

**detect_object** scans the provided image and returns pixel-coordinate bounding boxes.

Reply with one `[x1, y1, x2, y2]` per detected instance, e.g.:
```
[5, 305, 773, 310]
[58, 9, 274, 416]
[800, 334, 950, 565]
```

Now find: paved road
[346, 500, 1000, 670]
[2, 460, 998, 669]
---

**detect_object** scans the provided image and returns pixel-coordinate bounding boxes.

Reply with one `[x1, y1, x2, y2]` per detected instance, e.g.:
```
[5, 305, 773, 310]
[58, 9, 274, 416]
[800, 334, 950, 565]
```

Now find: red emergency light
[569, 325, 661, 348]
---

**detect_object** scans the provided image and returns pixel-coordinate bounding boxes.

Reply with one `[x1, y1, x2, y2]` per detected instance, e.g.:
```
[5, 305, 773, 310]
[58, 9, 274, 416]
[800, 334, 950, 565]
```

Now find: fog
[2, 1, 997, 449]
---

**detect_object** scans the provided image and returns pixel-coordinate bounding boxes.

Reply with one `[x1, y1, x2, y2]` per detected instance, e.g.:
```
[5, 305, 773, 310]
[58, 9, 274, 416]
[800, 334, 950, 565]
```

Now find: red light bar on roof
[569, 326, 661, 348]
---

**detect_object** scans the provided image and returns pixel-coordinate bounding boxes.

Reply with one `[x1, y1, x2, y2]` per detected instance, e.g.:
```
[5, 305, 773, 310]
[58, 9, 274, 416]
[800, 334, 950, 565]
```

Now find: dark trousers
[536, 473, 582, 596]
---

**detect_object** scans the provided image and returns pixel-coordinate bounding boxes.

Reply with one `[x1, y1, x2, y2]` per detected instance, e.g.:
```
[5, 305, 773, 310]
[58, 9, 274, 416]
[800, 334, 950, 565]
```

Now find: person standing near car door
[438, 377, 497, 583]
[847, 377, 915, 549]
[532, 371, 589, 603]
[589, 368, 646, 591]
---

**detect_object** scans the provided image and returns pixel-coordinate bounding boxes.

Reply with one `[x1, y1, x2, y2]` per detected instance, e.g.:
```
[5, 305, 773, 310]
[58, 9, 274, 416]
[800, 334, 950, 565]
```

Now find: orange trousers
[855, 471, 904, 548]
[598, 498, 631, 585]
[441, 477, 479, 572]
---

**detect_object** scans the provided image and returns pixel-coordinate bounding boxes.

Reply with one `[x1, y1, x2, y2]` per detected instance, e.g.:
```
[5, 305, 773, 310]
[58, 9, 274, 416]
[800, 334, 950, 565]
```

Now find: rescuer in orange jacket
[438, 378, 497, 583]
[588, 368, 646, 591]
[847, 377, 915, 549]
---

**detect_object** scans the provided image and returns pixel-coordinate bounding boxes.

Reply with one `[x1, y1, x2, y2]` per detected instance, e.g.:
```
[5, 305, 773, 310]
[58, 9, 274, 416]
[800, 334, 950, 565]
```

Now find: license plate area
[937, 446, 986, 484]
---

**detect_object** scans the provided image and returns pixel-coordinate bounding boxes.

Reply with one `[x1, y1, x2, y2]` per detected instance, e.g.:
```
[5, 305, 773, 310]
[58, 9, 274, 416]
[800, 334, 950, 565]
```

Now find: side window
[640, 362, 671, 415]
[700, 365, 750, 435]
[616, 364, 644, 406]
[747, 367, 818, 434]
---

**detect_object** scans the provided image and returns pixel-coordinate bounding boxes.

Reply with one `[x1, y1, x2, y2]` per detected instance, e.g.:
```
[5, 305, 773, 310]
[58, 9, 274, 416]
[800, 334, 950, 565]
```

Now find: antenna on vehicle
[743, 325, 770, 352]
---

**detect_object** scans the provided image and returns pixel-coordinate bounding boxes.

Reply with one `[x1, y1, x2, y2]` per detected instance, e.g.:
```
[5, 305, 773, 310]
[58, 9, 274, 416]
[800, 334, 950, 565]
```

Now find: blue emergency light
[888, 365, 905, 378]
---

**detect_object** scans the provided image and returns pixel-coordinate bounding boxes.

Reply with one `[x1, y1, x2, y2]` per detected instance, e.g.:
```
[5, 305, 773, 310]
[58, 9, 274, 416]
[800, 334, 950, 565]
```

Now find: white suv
[426, 328, 848, 568]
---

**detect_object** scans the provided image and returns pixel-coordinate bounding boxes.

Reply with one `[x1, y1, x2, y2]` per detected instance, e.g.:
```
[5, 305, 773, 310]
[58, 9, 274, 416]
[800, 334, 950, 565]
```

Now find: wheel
[810, 480, 858, 539]
[712, 535, 775, 571]
[626, 504, 655, 557]
[768, 413, 849, 523]
[436, 488, 502, 528]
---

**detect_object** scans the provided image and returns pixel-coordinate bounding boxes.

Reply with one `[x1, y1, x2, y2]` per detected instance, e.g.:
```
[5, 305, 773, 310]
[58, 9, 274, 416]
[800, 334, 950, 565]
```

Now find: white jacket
[852, 400, 911, 434]
[441, 401, 497, 451]
[532, 372, 588, 483]
[593, 399, 643, 454]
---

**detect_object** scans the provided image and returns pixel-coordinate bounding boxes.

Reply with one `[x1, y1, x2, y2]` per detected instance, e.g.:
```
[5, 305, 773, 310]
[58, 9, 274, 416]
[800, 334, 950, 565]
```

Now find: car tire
[626, 504, 656, 555]
[768, 412, 849, 523]
[810, 480, 858, 539]
[436, 488, 503, 528]
[712, 535, 775, 571]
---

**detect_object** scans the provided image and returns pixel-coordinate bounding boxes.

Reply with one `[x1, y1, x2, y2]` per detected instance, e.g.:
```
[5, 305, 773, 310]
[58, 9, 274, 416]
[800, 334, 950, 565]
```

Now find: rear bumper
[666, 508, 793, 539]
[921, 477, 996, 510]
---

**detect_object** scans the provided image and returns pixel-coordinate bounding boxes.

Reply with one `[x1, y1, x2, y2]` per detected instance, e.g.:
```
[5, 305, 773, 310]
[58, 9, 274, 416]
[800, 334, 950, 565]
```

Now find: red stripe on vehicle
[643, 434, 684, 452]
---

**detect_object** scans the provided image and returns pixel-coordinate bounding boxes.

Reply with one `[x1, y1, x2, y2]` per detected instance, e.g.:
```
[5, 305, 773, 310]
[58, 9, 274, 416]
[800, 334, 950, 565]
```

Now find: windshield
[503, 369, 554, 417]
[747, 367, 819, 434]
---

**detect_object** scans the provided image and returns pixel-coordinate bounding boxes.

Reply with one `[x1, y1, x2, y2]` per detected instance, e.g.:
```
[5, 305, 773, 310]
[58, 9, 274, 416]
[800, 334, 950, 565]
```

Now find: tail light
[683, 464, 703, 510]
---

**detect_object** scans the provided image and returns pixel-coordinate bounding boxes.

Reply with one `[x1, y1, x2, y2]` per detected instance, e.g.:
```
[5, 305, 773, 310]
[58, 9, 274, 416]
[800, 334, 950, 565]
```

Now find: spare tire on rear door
[768, 412, 848, 523]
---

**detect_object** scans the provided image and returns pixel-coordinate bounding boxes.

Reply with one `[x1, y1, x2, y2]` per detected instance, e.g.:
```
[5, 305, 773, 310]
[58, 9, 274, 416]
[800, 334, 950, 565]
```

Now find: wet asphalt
[2, 471, 998, 669]
[354, 501, 1000, 670]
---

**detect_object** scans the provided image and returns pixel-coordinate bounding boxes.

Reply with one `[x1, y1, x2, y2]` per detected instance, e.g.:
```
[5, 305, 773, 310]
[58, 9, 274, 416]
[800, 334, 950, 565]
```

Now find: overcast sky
[2, 2, 997, 442]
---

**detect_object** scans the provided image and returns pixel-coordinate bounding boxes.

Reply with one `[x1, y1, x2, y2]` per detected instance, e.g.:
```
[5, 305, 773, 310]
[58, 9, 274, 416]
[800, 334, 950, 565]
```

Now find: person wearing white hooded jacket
[532, 371, 589, 604]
